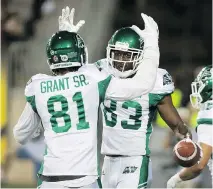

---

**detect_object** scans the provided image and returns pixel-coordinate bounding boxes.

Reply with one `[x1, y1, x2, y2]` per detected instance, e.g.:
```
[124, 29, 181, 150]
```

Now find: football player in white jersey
[167, 65, 213, 188]
[57, 6, 191, 188]
[13, 14, 160, 189]
[99, 33, 191, 188]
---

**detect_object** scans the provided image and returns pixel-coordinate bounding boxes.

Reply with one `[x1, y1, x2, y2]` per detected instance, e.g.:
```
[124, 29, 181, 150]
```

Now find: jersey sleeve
[196, 101, 213, 125]
[197, 124, 213, 147]
[13, 102, 41, 144]
[149, 69, 175, 106]
[105, 58, 158, 100]
[25, 74, 47, 113]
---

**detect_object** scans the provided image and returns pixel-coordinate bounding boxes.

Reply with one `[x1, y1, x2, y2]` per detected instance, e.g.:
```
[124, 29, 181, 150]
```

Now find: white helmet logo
[60, 55, 68, 62]
[115, 42, 129, 51]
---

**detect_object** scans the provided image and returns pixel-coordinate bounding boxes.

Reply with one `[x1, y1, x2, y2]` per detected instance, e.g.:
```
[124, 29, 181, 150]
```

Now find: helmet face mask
[190, 65, 212, 109]
[190, 80, 205, 109]
[106, 27, 144, 78]
[46, 31, 88, 75]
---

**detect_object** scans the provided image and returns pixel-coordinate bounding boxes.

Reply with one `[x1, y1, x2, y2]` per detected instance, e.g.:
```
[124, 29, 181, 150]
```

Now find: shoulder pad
[79, 64, 99, 73]
[79, 64, 107, 81]
[151, 68, 174, 94]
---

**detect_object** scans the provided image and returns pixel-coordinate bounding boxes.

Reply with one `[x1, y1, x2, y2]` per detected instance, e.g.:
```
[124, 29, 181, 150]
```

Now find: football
[173, 138, 201, 167]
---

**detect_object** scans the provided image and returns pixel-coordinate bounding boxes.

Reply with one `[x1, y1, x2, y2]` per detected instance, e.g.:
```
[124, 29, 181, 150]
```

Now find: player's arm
[13, 102, 41, 145]
[157, 95, 192, 139]
[178, 123, 212, 180]
[179, 142, 212, 180]
[105, 14, 159, 100]
[14, 76, 42, 144]
[167, 124, 212, 188]
[105, 59, 158, 100]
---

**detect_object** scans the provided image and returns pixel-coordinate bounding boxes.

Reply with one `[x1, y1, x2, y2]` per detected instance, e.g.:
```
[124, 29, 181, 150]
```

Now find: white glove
[58, 6, 85, 32]
[132, 13, 159, 49]
[131, 14, 159, 66]
[167, 173, 182, 189]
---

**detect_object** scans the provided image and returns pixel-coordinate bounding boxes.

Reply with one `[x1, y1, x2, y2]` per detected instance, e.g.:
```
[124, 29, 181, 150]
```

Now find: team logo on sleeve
[163, 73, 172, 85]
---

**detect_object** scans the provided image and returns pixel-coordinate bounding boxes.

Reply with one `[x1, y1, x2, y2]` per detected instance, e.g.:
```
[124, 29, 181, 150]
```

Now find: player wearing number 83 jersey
[98, 58, 175, 188]
[101, 66, 174, 156]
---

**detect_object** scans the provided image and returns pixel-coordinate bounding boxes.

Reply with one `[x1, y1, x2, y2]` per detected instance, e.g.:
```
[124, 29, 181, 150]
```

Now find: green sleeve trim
[26, 95, 37, 113]
[197, 118, 213, 125]
[149, 93, 172, 107]
[98, 76, 112, 103]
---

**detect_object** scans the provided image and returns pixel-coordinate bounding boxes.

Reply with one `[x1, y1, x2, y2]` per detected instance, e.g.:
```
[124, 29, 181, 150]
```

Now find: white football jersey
[98, 59, 174, 156]
[25, 64, 111, 176]
[196, 100, 213, 179]
[197, 100, 213, 125]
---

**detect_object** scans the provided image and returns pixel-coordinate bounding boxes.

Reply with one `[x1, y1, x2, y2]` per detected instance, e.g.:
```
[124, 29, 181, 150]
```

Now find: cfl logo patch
[122, 166, 138, 174]
[60, 55, 68, 62]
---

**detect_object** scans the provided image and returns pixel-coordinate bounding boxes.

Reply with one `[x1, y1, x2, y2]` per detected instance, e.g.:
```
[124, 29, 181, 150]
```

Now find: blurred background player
[159, 66, 204, 188]
[167, 65, 213, 188]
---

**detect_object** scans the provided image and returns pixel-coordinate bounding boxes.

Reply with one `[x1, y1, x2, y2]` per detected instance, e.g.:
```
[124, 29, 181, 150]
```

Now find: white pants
[101, 155, 152, 188]
[38, 178, 101, 188]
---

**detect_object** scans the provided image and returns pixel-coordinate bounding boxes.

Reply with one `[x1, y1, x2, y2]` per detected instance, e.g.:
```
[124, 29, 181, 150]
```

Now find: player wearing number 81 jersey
[14, 31, 110, 188]
[13, 31, 157, 188]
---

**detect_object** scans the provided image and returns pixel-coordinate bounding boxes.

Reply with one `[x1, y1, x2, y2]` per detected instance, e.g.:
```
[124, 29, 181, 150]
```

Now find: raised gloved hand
[131, 13, 159, 49]
[58, 6, 85, 32]
[131, 13, 159, 67]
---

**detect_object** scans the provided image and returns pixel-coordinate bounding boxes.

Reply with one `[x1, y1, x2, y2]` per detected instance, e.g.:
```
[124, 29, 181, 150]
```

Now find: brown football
[173, 138, 201, 167]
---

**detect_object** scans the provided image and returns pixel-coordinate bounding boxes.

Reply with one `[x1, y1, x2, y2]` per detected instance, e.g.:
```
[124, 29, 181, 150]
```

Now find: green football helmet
[46, 31, 88, 74]
[190, 65, 212, 109]
[106, 27, 144, 78]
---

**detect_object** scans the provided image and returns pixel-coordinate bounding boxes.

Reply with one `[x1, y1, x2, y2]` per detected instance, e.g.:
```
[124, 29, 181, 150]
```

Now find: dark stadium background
[1, 0, 212, 187]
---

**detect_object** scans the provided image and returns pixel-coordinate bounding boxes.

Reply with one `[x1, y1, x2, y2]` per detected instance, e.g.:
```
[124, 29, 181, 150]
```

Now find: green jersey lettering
[47, 92, 90, 133]
[40, 78, 70, 93]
